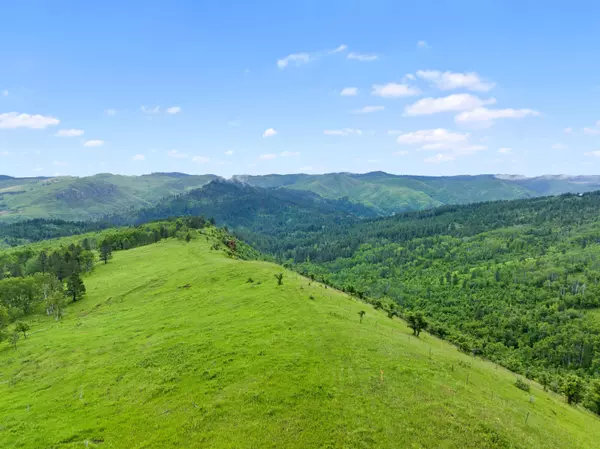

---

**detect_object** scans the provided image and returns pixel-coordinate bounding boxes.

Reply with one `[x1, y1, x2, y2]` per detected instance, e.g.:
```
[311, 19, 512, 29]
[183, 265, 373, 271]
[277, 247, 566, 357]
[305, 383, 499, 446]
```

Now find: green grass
[1, 238, 599, 448]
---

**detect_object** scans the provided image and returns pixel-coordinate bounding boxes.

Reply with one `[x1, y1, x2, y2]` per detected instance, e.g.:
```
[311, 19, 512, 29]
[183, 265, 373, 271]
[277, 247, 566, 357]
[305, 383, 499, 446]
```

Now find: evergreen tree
[100, 240, 113, 264]
[66, 273, 86, 302]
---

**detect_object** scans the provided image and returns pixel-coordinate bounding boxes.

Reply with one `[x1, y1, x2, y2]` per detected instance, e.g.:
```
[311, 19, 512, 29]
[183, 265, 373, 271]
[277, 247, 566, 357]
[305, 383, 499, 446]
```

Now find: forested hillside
[4, 171, 600, 222]
[1, 233, 598, 448]
[235, 172, 600, 214]
[228, 191, 600, 412]
[0, 173, 218, 222]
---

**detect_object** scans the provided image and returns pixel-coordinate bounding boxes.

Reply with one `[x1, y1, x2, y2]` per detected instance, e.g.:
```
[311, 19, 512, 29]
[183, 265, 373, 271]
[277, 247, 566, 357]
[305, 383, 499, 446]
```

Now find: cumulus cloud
[263, 128, 278, 137]
[585, 150, 600, 157]
[417, 41, 429, 49]
[396, 128, 469, 146]
[352, 105, 384, 114]
[224, 150, 234, 156]
[564, 127, 572, 133]
[372, 83, 420, 98]
[416, 70, 495, 92]
[192, 156, 210, 163]
[584, 127, 600, 136]
[166, 106, 182, 114]
[55, 129, 84, 137]
[0, 112, 60, 129]
[341, 87, 358, 96]
[324, 128, 362, 136]
[498, 147, 512, 154]
[104, 109, 117, 116]
[167, 150, 188, 159]
[277, 53, 312, 69]
[331, 44, 348, 53]
[259, 153, 277, 160]
[455, 107, 540, 126]
[132, 154, 145, 161]
[1, 151, 10, 156]
[83, 140, 105, 147]
[397, 128, 487, 163]
[405, 94, 495, 116]
[347, 52, 378, 61]
[280, 151, 300, 157]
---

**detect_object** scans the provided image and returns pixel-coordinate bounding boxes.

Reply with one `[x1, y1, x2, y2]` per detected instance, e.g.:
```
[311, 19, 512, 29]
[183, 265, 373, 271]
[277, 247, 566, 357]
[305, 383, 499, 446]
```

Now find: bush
[514, 377, 530, 392]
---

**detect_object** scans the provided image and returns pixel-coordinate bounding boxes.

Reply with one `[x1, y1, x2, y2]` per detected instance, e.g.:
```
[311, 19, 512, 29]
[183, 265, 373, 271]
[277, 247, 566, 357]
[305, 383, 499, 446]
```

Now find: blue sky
[0, 0, 599, 178]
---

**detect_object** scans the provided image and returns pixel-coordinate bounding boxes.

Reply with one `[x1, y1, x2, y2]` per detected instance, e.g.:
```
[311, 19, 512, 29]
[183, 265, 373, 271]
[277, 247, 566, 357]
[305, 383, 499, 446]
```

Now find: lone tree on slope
[406, 311, 428, 337]
[358, 310, 366, 324]
[275, 273, 284, 286]
[66, 273, 86, 302]
[99, 240, 113, 264]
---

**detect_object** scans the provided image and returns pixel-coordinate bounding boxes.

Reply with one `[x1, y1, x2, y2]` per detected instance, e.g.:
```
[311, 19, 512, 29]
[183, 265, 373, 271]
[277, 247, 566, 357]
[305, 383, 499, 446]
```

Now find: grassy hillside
[0, 173, 218, 222]
[1, 238, 598, 448]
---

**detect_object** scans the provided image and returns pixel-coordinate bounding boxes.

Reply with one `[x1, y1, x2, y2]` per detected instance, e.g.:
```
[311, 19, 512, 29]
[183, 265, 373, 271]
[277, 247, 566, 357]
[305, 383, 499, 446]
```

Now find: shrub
[514, 377, 530, 392]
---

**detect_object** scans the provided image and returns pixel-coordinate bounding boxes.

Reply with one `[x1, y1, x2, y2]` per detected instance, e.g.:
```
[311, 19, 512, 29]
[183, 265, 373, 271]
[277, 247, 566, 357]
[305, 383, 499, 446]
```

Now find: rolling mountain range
[2, 171, 600, 222]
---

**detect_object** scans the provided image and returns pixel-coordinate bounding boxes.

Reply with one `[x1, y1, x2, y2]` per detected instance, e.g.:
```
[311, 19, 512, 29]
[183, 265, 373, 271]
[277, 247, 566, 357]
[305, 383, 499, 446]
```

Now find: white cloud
[405, 94, 495, 116]
[1, 151, 9, 156]
[417, 40, 429, 49]
[416, 70, 495, 92]
[104, 109, 117, 116]
[263, 128, 278, 137]
[498, 147, 512, 154]
[552, 143, 568, 149]
[341, 87, 358, 96]
[277, 53, 311, 69]
[352, 105, 384, 114]
[0, 112, 60, 129]
[404, 74, 416, 81]
[280, 151, 300, 157]
[396, 128, 469, 146]
[132, 154, 145, 161]
[347, 52, 378, 62]
[140, 105, 160, 114]
[55, 129, 84, 137]
[372, 83, 420, 98]
[455, 107, 540, 126]
[167, 150, 188, 159]
[83, 140, 105, 147]
[585, 150, 600, 157]
[564, 127, 572, 133]
[224, 150, 234, 156]
[259, 153, 277, 160]
[2, 90, 8, 97]
[331, 44, 348, 53]
[324, 128, 362, 136]
[425, 153, 455, 163]
[584, 127, 600, 136]
[192, 156, 210, 164]
[394, 150, 409, 156]
[166, 106, 182, 114]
